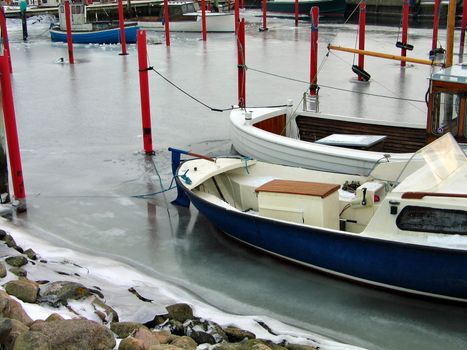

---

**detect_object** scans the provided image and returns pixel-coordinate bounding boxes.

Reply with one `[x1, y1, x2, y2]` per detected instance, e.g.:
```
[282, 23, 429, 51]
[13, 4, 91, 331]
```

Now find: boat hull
[266, 0, 347, 16]
[182, 184, 467, 302]
[138, 13, 234, 32]
[50, 24, 139, 44]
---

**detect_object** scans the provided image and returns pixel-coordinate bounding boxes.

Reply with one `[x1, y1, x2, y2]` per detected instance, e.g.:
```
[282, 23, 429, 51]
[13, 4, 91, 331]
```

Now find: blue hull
[50, 24, 138, 44]
[183, 187, 467, 302]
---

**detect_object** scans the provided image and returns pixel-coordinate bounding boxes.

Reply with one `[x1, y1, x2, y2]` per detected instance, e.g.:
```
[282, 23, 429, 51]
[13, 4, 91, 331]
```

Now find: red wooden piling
[401, 0, 409, 67]
[295, 0, 298, 26]
[358, 1, 366, 81]
[237, 18, 246, 108]
[64, 0, 74, 64]
[432, 0, 441, 51]
[137, 30, 153, 154]
[460, 0, 467, 56]
[228, 0, 231, 12]
[241, 0, 244, 9]
[261, 0, 267, 31]
[234, 0, 239, 32]
[309, 6, 318, 96]
[201, 0, 207, 41]
[0, 53, 26, 208]
[164, 0, 170, 46]
[0, 6, 12, 73]
[118, 0, 127, 55]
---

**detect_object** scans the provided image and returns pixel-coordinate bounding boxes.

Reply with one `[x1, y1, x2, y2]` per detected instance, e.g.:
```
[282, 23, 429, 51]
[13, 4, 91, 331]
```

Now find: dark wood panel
[254, 114, 286, 136]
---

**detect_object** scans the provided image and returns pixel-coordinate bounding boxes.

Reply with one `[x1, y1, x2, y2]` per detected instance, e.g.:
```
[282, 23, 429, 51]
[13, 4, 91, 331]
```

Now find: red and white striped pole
[460, 0, 467, 56]
[164, 0, 170, 46]
[201, 0, 207, 41]
[237, 18, 246, 108]
[295, 0, 299, 26]
[261, 0, 267, 31]
[401, 0, 409, 67]
[118, 0, 127, 55]
[234, 0, 239, 33]
[432, 0, 441, 52]
[358, 1, 366, 81]
[309, 6, 318, 96]
[0, 53, 26, 210]
[0, 6, 12, 73]
[137, 30, 153, 154]
[64, 0, 74, 64]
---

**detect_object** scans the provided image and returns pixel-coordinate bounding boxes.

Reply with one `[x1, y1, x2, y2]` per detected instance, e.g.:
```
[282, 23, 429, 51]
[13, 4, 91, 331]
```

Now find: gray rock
[0, 261, 7, 278]
[0, 229, 7, 240]
[12, 330, 51, 350]
[0, 317, 30, 349]
[92, 296, 119, 323]
[9, 267, 27, 278]
[184, 319, 227, 344]
[149, 345, 184, 350]
[213, 343, 242, 350]
[4, 280, 39, 303]
[0, 291, 33, 325]
[240, 340, 273, 350]
[170, 336, 198, 350]
[188, 331, 215, 345]
[118, 336, 144, 350]
[30, 319, 116, 350]
[4, 235, 17, 248]
[110, 322, 147, 339]
[40, 281, 91, 306]
[23, 249, 37, 261]
[285, 344, 318, 350]
[5, 256, 28, 268]
[166, 303, 193, 323]
[223, 327, 256, 342]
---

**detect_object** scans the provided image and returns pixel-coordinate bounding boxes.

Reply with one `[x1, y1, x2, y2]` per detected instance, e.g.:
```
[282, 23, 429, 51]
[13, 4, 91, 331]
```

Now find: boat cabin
[58, 0, 91, 31]
[427, 64, 467, 143]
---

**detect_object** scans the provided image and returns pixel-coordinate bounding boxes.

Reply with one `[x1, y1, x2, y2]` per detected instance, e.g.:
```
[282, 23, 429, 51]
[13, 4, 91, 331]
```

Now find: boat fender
[351, 65, 371, 81]
[395, 41, 414, 51]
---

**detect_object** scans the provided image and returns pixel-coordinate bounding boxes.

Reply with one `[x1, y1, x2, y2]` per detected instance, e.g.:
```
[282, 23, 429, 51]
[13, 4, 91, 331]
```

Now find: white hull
[230, 107, 424, 179]
[138, 12, 234, 32]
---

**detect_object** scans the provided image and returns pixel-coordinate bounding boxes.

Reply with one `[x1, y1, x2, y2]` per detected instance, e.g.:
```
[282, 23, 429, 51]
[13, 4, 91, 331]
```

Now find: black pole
[21, 10, 27, 41]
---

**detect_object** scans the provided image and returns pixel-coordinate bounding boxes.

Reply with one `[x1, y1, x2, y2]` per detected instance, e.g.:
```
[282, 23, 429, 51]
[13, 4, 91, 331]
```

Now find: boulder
[0, 317, 29, 349]
[9, 267, 27, 278]
[45, 313, 64, 322]
[166, 304, 193, 323]
[170, 336, 198, 350]
[4, 235, 17, 248]
[92, 296, 119, 323]
[188, 331, 215, 345]
[240, 340, 273, 350]
[111, 322, 148, 339]
[223, 327, 256, 342]
[40, 281, 91, 306]
[118, 336, 145, 350]
[12, 330, 51, 350]
[24, 249, 37, 261]
[212, 343, 242, 350]
[133, 327, 160, 349]
[285, 344, 318, 350]
[4, 280, 39, 303]
[148, 345, 184, 350]
[184, 319, 227, 344]
[30, 319, 116, 350]
[0, 261, 7, 278]
[153, 330, 171, 344]
[5, 256, 28, 268]
[0, 229, 7, 240]
[0, 291, 33, 325]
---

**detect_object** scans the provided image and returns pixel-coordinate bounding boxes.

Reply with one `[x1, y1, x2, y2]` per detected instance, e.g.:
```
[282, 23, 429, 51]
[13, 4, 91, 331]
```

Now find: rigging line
[342, 0, 364, 26]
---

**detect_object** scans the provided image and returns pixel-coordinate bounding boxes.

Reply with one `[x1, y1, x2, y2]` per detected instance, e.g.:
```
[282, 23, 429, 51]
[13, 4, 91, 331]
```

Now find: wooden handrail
[402, 192, 467, 199]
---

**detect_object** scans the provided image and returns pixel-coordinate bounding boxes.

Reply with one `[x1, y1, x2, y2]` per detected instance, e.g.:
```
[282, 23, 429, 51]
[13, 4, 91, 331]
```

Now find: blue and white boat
[172, 134, 467, 302]
[50, 0, 138, 44]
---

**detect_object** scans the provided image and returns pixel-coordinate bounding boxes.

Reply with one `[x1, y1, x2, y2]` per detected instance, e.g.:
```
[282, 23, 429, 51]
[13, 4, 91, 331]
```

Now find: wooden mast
[445, 0, 456, 68]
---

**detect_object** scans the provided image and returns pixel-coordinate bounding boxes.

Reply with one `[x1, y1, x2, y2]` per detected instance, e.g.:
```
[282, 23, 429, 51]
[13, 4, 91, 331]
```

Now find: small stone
[133, 326, 160, 349]
[241, 340, 273, 350]
[189, 331, 215, 345]
[119, 336, 144, 350]
[4, 280, 39, 303]
[223, 326, 256, 342]
[24, 249, 37, 260]
[14, 246, 24, 254]
[5, 255, 28, 267]
[170, 336, 198, 350]
[9, 267, 27, 277]
[285, 344, 318, 350]
[166, 303, 193, 323]
[12, 330, 51, 350]
[39, 281, 91, 306]
[4, 234, 17, 248]
[0, 229, 7, 240]
[0, 318, 30, 349]
[0, 262, 7, 278]
[45, 313, 64, 322]
[111, 322, 147, 339]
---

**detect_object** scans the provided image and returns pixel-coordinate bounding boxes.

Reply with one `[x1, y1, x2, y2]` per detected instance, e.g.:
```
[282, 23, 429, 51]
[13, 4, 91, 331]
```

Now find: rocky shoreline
[0, 226, 360, 350]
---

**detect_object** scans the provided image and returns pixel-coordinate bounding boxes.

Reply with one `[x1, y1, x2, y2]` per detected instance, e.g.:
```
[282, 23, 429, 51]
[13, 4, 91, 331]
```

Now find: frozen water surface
[3, 12, 467, 350]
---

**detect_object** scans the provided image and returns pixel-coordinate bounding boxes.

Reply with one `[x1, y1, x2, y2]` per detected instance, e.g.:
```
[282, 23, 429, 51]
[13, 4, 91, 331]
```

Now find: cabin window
[431, 92, 459, 135]
[186, 3, 195, 12]
[396, 206, 467, 234]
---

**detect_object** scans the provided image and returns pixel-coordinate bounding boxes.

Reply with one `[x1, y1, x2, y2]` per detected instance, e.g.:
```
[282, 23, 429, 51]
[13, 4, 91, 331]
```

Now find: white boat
[172, 133, 467, 302]
[137, 1, 234, 32]
[230, 64, 467, 177]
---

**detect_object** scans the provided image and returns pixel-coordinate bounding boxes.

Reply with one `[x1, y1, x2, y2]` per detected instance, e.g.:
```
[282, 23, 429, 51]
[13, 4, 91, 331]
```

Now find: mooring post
[358, 1, 366, 81]
[64, 0, 74, 64]
[163, 0, 170, 46]
[19, 0, 27, 41]
[228, 0, 231, 12]
[460, 0, 467, 57]
[234, 0, 239, 33]
[309, 6, 318, 96]
[137, 30, 154, 155]
[432, 0, 441, 52]
[241, 0, 244, 9]
[201, 0, 207, 41]
[118, 0, 127, 55]
[295, 0, 298, 26]
[401, 0, 409, 67]
[0, 53, 26, 211]
[237, 18, 246, 108]
[0, 6, 12, 73]
[261, 0, 267, 31]
[446, 0, 456, 68]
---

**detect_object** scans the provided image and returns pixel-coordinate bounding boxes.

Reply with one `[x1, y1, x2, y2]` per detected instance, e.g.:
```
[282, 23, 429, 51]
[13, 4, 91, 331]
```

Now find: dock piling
[0, 6, 12, 73]
[309, 6, 318, 96]
[260, 0, 267, 31]
[358, 1, 366, 81]
[201, 0, 207, 41]
[234, 0, 239, 33]
[118, 0, 128, 55]
[163, 0, 170, 46]
[400, 0, 409, 67]
[20, 0, 27, 41]
[237, 18, 246, 108]
[295, 0, 298, 26]
[64, 0, 74, 64]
